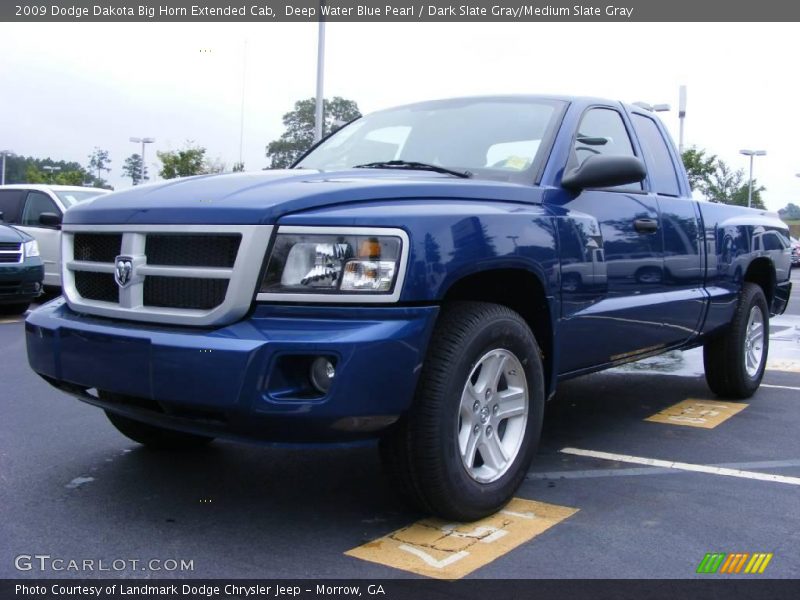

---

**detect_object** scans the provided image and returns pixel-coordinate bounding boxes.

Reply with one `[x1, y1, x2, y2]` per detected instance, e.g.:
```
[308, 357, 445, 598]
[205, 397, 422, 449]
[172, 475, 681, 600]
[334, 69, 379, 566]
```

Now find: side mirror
[561, 154, 646, 191]
[38, 212, 62, 228]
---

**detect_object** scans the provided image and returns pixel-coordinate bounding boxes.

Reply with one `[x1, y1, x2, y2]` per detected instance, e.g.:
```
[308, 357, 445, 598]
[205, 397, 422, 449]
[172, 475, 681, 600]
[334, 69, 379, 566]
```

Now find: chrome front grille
[0, 242, 23, 264]
[62, 225, 273, 326]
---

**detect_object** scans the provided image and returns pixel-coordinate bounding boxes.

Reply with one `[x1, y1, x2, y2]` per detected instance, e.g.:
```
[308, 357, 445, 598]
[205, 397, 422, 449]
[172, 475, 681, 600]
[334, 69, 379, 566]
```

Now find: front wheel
[380, 301, 545, 521]
[703, 283, 769, 399]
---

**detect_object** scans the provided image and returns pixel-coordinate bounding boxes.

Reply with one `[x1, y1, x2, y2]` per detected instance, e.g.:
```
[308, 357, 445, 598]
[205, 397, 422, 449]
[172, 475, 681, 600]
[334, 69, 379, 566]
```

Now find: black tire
[105, 411, 215, 450]
[380, 301, 545, 521]
[703, 282, 769, 399]
[0, 302, 30, 315]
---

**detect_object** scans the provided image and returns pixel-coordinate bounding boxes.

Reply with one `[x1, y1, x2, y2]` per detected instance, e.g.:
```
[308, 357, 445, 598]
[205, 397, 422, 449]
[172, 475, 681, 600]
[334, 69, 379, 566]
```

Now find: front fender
[277, 198, 560, 302]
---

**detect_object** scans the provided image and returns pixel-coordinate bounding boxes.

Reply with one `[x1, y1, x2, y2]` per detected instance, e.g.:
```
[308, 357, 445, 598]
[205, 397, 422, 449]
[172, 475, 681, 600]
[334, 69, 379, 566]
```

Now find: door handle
[634, 218, 659, 234]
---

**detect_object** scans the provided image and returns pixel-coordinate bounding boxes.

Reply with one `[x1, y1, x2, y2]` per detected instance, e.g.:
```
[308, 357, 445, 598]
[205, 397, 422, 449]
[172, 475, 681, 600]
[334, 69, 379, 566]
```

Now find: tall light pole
[740, 149, 766, 208]
[129, 137, 155, 185]
[42, 165, 61, 183]
[678, 85, 687, 153]
[238, 40, 247, 168]
[313, 3, 326, 144]
[632, 102, 670, 112]
[0, 150, 14, 185]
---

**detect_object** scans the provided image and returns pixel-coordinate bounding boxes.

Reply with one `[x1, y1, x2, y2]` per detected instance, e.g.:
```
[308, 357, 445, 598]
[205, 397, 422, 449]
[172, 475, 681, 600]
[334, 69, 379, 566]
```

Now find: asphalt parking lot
[2, 270, 799, 580]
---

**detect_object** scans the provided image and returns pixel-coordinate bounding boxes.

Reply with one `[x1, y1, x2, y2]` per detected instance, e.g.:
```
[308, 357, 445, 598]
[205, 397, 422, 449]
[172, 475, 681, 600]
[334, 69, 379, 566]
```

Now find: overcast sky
[0, 22, 798, 210]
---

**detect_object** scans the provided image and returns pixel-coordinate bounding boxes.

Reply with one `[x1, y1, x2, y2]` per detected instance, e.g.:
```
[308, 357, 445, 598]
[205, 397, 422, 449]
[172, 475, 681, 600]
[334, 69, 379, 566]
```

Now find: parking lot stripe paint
[344, 497, 578, 579]
[761, 383, 800, 391]
[560, 448, 800, 486]
[527, 459, 800, 482]
[645, 399, 747, 428]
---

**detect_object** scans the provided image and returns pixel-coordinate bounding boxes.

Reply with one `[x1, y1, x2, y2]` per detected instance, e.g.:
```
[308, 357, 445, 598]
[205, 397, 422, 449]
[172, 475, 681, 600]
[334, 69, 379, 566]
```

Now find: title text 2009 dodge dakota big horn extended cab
[26, 96, 792, 520]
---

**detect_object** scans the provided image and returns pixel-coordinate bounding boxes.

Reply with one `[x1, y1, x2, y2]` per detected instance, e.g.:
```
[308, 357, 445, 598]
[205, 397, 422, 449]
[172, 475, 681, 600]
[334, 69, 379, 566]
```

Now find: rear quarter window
[632, 114, 681, 197]
[0, 189, 26, 223]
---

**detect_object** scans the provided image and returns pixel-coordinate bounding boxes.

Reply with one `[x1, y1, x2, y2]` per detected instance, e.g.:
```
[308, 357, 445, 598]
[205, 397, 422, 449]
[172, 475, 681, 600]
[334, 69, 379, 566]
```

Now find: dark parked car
[0, 221, 43, 314]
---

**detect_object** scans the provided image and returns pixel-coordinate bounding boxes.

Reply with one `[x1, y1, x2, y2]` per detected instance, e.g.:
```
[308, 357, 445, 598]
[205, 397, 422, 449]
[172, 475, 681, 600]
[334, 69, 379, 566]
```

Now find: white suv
[0, 185, 108, 287]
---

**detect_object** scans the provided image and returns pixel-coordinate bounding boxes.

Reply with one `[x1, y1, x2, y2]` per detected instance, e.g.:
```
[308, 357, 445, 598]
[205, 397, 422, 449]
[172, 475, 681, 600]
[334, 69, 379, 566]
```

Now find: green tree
[681, 147, 717, 193]
[3, 154, 110, 187]
[681, 147, 766, 209]
[778, 203, 800, 220]
[157, 143, 208, 179]
[265, 96, 361, 168]
[24, 164, 46, 183]
[88, 148, 111, 182]
[730, 179, 766, 210]
[54, 170, 87, 186]
[122, 154, 145, 185]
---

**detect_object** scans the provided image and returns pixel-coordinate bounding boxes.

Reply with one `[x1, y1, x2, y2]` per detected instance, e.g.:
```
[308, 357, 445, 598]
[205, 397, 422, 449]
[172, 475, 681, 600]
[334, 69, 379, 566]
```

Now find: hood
[0, 224, 27, 243]
[64, 169, 541, 225]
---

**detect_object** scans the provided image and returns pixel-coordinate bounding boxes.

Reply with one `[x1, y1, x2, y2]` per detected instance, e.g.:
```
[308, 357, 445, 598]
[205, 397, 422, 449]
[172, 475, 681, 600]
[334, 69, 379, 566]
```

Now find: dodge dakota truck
[25, 96, 792, 520]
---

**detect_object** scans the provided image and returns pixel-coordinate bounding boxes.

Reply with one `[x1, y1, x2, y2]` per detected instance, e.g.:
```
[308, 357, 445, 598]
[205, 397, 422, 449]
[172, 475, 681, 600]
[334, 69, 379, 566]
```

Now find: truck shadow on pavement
[60, 371, 714, 526]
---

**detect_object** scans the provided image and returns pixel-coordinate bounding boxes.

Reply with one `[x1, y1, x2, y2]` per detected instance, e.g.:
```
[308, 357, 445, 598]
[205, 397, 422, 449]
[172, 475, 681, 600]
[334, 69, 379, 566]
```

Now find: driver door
[557, 107, 665, 373]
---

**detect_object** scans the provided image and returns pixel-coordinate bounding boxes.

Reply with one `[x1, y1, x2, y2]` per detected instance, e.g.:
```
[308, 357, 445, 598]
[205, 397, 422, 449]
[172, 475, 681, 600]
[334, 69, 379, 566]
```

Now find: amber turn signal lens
[358, 238, 382, 259]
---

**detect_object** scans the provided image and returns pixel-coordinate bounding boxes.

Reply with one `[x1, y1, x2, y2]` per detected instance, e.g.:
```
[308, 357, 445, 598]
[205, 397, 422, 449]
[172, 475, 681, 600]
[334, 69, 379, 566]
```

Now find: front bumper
[0, 260, 44, 304]
[26, 299, 439, 443]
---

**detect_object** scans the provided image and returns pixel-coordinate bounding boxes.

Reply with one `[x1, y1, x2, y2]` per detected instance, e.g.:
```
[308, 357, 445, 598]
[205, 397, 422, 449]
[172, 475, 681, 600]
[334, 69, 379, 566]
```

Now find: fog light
[310, 357, 336, 393]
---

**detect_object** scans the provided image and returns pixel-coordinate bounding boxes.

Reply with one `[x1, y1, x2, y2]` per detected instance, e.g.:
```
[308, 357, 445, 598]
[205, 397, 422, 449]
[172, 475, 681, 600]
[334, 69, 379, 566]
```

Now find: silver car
[0, 185, 108, 287]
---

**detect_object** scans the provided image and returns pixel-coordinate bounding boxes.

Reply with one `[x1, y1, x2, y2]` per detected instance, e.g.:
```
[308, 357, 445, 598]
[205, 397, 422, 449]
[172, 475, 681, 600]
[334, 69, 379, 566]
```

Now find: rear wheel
[703, 282, 769, 399]
[380, 301, 544, 521]
[105, 411, 215, 450]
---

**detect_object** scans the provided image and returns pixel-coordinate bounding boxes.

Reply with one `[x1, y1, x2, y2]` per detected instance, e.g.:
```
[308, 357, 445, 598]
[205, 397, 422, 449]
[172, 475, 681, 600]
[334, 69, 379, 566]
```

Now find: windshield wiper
[354, 160, 472, 179]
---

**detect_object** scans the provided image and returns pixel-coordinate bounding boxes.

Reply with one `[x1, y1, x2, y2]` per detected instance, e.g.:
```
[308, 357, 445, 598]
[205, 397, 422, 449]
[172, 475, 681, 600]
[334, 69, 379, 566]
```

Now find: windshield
[296, 97, 564, 183]
[54, 190, 106, 207]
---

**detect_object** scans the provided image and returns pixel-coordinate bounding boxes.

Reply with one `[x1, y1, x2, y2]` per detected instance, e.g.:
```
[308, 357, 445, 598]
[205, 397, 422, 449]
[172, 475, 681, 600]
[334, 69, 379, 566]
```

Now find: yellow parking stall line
[766, 360, 800, 373]
[645, 399, 747, 429]
[345, 498, 578, 579]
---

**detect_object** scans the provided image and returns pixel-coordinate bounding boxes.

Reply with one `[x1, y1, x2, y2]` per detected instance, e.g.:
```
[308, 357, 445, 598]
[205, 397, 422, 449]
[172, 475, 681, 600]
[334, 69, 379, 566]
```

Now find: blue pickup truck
[26, 96, 792, 520]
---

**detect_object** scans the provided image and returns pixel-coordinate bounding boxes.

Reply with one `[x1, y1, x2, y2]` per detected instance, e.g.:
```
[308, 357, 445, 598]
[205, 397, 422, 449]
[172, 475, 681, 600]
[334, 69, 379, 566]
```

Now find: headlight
[260, 228, 406, 298]
[23, 240, 40, 258]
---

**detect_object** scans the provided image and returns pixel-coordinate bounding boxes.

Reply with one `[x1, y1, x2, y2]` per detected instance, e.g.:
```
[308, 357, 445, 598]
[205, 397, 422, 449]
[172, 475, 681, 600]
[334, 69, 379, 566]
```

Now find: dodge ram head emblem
[114, 256, 134, 288]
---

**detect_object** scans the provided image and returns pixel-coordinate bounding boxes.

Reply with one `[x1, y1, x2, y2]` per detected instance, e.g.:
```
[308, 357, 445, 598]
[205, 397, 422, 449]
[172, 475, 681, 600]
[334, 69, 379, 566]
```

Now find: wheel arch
[439, 268, 555, 398]
[743, 257, 776, 307]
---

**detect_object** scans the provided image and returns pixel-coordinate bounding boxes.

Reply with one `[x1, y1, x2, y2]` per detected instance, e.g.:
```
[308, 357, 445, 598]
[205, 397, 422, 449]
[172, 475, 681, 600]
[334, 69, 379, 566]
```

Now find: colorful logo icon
[697, 552, 773, 574]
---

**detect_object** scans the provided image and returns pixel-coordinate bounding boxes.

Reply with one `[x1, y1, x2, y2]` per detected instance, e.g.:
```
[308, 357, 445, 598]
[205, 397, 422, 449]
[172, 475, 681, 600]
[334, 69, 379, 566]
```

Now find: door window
[573, 108, 641, 190]
[21, 191, 60, 227]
